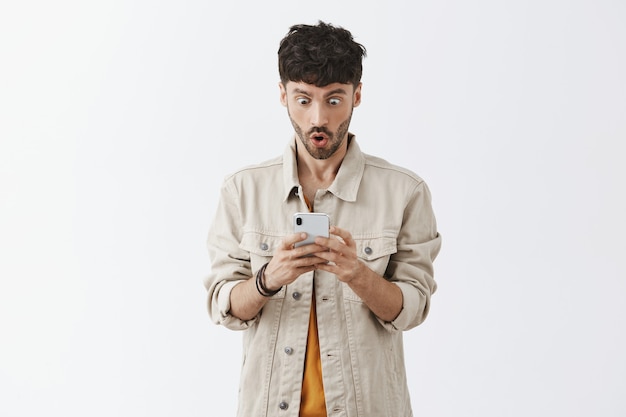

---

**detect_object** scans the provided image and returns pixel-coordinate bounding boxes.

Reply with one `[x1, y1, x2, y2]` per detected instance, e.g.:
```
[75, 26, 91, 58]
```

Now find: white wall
[1, 1, 624, 416]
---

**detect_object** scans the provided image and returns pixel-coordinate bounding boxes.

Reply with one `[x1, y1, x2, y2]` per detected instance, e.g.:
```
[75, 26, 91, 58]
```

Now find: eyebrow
[293, 87, 349, 97]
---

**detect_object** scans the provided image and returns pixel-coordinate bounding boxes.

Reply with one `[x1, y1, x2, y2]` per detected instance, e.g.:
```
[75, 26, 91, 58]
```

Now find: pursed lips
[310, 133, 329, 147]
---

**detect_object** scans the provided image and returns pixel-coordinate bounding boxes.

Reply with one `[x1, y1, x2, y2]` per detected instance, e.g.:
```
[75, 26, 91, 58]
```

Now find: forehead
[284, 81, 354, 97]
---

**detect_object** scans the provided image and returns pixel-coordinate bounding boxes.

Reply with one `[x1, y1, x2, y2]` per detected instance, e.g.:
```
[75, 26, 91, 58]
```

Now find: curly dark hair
[278, 21, 367, 88]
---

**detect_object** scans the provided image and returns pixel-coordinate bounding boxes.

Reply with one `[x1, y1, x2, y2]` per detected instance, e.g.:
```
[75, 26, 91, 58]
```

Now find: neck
[296, 137, 347, 184]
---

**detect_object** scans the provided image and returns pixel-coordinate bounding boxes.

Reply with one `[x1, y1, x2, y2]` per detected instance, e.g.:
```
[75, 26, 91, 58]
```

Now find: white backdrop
[1, 1, 625, 416]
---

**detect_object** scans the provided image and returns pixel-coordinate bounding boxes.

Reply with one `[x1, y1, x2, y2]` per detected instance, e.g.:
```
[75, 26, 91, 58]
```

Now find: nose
[309, 102, 328, 127]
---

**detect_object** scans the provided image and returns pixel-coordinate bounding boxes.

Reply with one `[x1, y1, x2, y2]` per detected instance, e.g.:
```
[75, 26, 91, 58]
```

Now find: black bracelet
[255, 262, 281, 297]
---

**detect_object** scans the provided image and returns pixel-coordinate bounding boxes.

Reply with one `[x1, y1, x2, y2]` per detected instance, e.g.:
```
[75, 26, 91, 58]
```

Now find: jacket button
[292, 292, 301, 300]
[363, 246, 373, 255]
[260, 243, 269, 251]
[284, 347, 293, 355]
[279, 401, 289, 410]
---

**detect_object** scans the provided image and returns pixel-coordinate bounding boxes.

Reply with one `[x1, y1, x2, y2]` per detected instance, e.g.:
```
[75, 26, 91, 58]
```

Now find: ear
[352, 83, 362, 107]
[279, 82, 287, 107]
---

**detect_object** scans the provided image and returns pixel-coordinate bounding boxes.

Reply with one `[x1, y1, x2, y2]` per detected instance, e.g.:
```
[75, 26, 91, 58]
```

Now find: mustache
[307, 127, 332, 136]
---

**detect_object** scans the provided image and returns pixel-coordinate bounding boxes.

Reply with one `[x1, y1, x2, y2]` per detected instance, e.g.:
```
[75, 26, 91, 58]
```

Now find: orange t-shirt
[299, 197, 327, 416]
[299, 288, 326, 416]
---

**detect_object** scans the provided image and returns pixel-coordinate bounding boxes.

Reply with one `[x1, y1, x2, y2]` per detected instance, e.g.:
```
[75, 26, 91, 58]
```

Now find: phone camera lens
[296, 217, 302, 225]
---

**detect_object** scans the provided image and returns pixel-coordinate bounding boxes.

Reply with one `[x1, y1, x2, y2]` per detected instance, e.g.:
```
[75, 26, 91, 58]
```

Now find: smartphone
[293, 212, 330, 248]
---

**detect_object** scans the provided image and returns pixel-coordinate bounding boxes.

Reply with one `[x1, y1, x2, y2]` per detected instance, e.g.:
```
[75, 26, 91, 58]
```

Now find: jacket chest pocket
[343, 236, 397, 302]
[239, 231, 286, 298]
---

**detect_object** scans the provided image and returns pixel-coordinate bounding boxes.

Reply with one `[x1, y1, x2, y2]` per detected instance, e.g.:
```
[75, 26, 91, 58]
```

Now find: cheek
[288, 113, 305, 133]
[334, 107, 352, 120]
[334, 110, 353, 127]
[288, 108, 308, 124]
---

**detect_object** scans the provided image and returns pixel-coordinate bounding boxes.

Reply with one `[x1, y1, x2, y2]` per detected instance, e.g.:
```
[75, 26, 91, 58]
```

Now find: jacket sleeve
[383, 179, 442, 332]
[203, 178, 258, 331]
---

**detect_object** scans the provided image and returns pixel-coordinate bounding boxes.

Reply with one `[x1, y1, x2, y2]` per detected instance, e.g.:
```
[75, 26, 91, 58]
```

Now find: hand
[314, 226, 365, 283]
[263, 233, 328, 290]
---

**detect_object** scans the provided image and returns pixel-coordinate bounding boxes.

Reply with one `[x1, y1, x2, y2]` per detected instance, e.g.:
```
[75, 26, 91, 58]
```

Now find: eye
[296, 97, 310, 105]
[328, 98, 341, 106]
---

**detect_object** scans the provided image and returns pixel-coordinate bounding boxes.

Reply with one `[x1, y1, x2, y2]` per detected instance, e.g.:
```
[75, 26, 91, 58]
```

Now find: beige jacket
[205, 136, 441, 417]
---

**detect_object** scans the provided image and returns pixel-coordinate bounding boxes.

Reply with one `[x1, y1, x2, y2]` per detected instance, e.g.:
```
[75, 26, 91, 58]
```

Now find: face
[280, 81, 362, 160]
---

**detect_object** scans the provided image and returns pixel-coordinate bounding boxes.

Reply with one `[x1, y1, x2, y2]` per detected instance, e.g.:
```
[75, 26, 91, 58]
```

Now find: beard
[289, 110, 353, 160]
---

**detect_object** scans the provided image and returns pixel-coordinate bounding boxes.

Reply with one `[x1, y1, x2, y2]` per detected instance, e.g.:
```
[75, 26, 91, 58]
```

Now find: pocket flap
[354, 236, 397, 261]
[240, 231, 284, 256]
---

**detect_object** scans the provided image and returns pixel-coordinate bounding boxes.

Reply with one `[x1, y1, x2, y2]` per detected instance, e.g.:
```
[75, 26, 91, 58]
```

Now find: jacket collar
[282, 133, 365, 202]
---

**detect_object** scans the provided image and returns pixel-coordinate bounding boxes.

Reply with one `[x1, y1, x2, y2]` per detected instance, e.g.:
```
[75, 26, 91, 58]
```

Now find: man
[204, 21, 441, 417]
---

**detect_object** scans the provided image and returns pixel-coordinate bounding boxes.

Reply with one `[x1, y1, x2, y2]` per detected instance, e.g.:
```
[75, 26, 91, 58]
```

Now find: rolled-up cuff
[211, 280, 257, 330]
[377, 282, 427, 332]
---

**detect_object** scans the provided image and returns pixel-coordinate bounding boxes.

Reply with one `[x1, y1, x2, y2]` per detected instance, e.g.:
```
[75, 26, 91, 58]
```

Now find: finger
[329, 226, 355, 246]
[312, 250, 338, 265]
[315, 234, 351, 255]
[314, 260, 341, 275]
[292, 244, 328, 259]
[282, 232, 309, 249]
[301, 255, 331, 266]
[314, 238, 343, 257]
